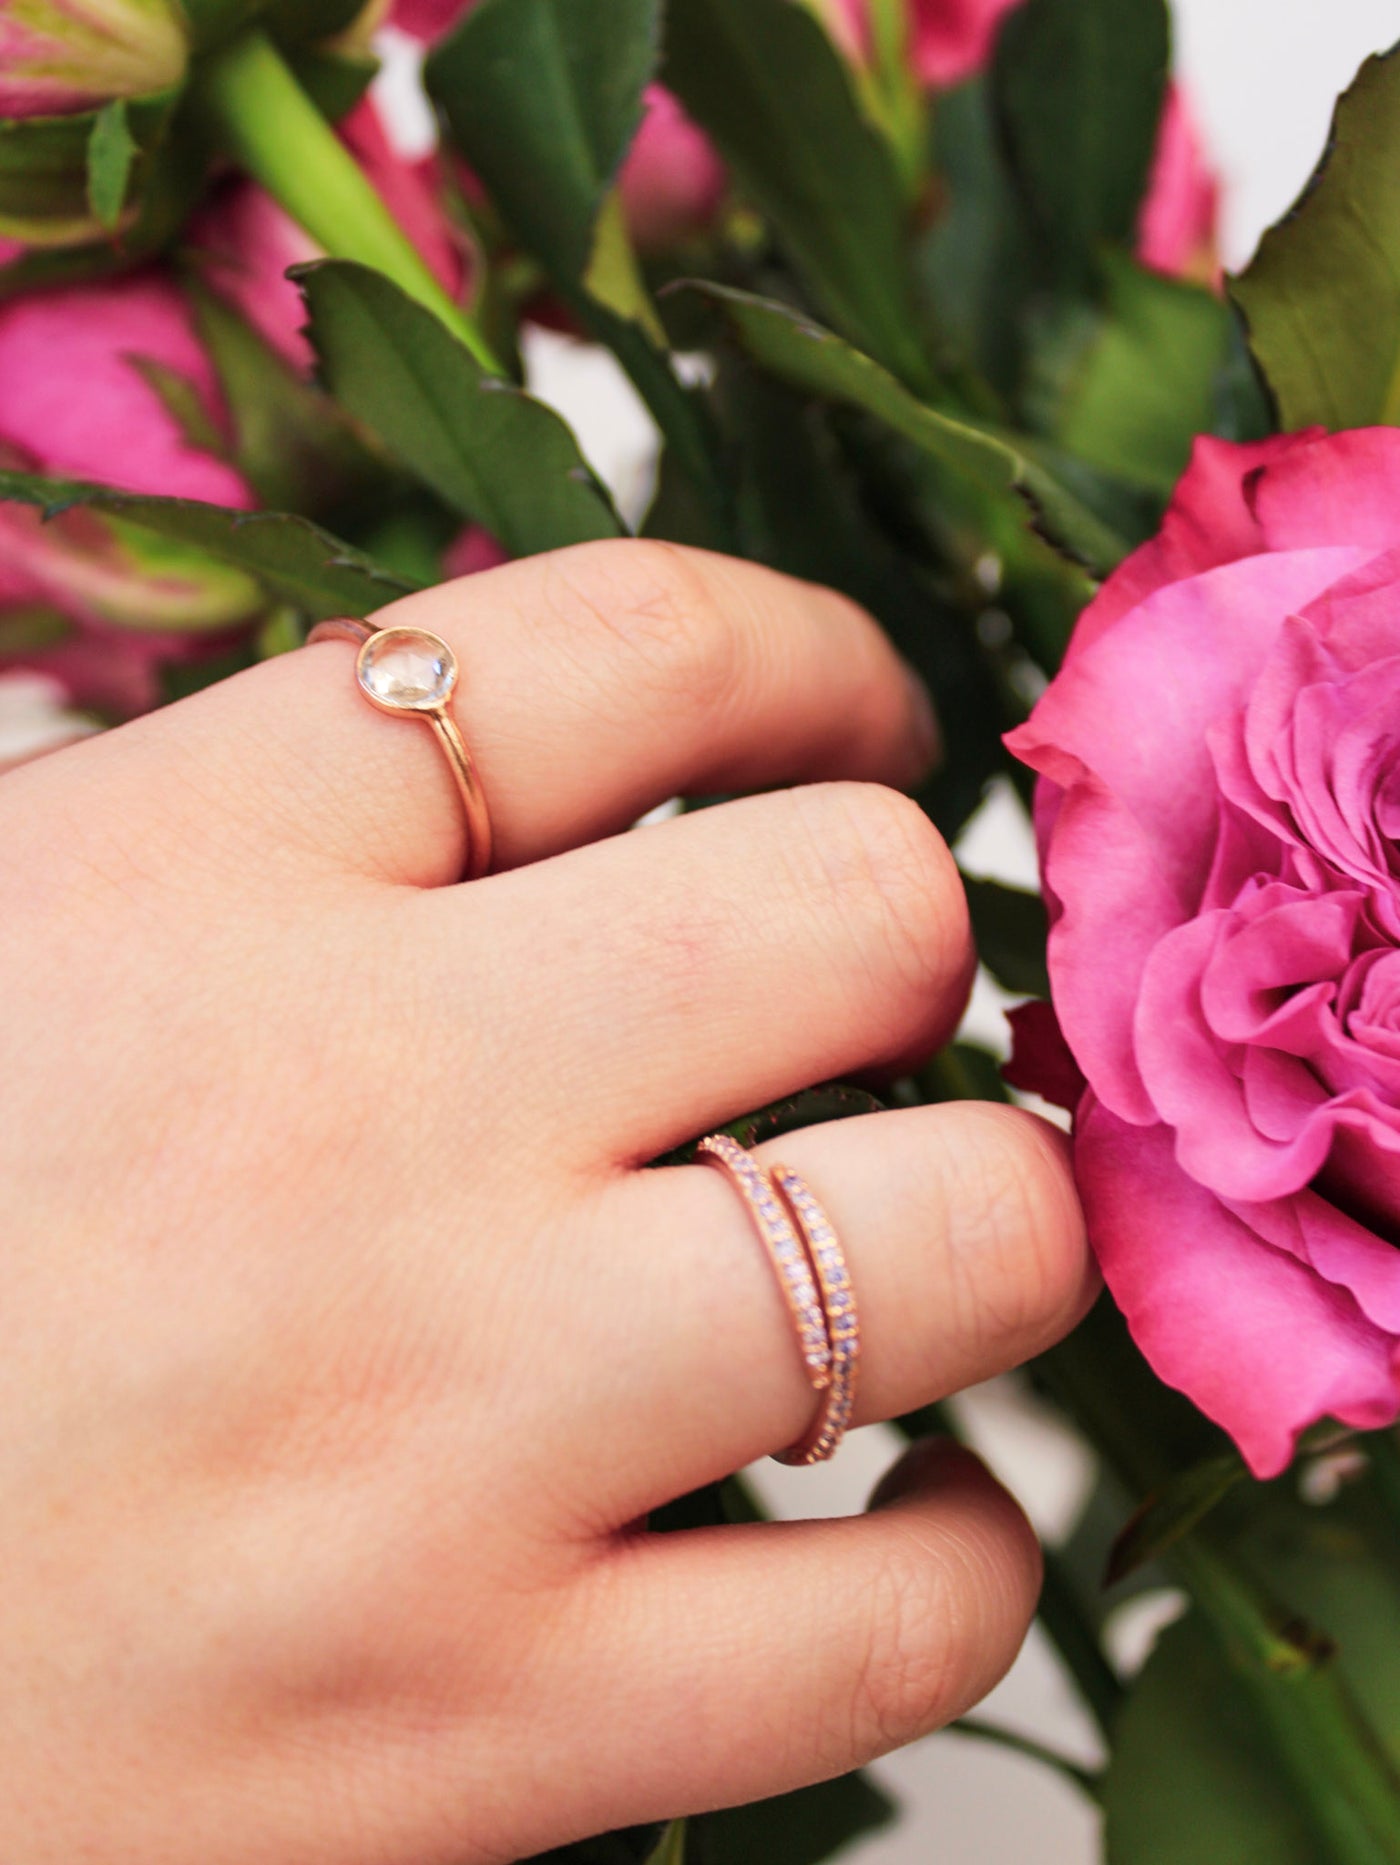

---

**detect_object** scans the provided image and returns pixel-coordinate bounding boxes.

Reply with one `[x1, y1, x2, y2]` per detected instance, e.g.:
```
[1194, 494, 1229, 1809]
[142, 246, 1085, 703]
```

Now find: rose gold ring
[697, 1134, 860, 1465]
[767, 1162, 859, 1464]
[307, 618, 493, 882]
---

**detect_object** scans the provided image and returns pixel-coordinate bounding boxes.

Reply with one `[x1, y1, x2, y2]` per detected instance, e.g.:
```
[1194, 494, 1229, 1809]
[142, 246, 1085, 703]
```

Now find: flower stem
[1173, 1536, 1400, 1865]
[193, 28, 501, 373]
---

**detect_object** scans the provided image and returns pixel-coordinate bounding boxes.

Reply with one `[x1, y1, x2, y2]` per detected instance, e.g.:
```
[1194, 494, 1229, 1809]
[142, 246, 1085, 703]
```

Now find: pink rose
[187, 96, 470, 371]
[1007, 430, 1400, 1477]
[0, 269, 263, 714]
[617, 84, 727, 255]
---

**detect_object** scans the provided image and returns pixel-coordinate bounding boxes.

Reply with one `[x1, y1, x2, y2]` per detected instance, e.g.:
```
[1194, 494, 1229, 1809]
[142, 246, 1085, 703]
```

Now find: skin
[0, 541, 1094, 1864]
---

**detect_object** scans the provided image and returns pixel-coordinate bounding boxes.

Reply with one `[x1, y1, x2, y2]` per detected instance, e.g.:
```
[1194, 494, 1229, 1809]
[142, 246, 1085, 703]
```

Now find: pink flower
[1137, 86, 1220, 282]
[0, 0, 187, 118]
[618, 84, 727, 254]
[187, 97, 470, 371]
[1007, 431, 1400, 1477]
[0, 269, 263, 714]
[441, 526, 507, 578]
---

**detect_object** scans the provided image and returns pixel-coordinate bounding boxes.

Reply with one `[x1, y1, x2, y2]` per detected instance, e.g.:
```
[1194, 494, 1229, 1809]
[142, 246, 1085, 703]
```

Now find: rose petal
[1003, 998, 1086, 1111]
[1054, 435, 1321, 664]
[1077, 1095, 1400, 1477]
[0, 273, 251, 505]
[1250, 428, 1400, 554]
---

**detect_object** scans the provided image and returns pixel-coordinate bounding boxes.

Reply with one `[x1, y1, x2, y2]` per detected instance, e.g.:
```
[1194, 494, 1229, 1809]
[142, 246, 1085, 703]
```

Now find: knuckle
[543, 540, 739, 712]
[788, 783, 970, 1019]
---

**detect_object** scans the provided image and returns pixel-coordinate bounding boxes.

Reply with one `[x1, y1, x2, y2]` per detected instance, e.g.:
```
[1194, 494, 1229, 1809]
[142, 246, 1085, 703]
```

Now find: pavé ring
[697, 1134, 860, 1465]
[308, 618, 493, 881]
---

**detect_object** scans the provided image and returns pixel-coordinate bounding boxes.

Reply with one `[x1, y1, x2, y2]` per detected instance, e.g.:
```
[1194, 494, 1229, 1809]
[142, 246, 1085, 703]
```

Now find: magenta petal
[1036, 778, 1183, 1123]
[1003, 999, 1086, 1111]
[1251, 428, 1400, 553]
[1135, 911, 1333, 1197]
[1077, 1096, 1400, 1477]
[0, 274, 251, 505]
[1230, 1190, 1400, 1337]
[1054, 434, 1322, 664]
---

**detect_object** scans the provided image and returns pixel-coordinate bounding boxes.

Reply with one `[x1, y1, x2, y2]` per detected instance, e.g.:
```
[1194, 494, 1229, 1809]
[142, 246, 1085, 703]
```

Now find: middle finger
[417, 778, 975, 1165]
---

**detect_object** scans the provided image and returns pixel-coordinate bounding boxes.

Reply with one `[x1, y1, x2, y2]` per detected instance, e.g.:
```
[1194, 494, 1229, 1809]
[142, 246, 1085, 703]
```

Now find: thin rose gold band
[308, 617, 493, 882]
[697, 1134, 860, 1466]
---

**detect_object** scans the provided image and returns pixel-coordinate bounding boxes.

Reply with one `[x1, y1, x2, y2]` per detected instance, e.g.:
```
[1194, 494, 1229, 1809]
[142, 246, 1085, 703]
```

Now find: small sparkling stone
[359, 628, 455, 710]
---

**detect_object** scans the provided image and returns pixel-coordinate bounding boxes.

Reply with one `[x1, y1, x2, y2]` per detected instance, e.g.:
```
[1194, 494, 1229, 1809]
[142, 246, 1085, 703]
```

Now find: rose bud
[0, 0, 188, 120]
[0, 268, 266, 717]
[1008, 429, 1400, 1478]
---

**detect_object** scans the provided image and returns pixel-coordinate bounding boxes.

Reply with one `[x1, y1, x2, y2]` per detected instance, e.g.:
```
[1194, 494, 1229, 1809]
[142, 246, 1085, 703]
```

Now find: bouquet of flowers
[5, 0, 1400, 1857]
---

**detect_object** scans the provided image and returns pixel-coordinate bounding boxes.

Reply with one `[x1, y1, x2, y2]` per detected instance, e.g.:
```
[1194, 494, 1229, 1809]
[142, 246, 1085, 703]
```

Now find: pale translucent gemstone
[359, 629, 455, 710]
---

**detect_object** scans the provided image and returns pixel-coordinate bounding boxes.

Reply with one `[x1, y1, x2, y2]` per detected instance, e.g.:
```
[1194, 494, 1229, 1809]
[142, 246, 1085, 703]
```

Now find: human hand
[0, 542, 1092, 1864]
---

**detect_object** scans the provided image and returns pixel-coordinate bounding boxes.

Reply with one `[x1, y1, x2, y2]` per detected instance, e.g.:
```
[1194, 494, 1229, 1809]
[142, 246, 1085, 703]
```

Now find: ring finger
[559, 1103, 1094, 1524]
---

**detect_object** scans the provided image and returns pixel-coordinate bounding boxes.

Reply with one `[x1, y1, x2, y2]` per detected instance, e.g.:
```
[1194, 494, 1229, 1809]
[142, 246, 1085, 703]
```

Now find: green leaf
[0, 471, 416, 620]
[85, 99, 139, 233]
[642, 1823, 685, 1865]
[921, 1042, 1010, 1104]
[691, 1772, 897, 1865]
[693, 283, 1131, 572]
[1105, 1613, 1324, 1865]
[1106, 1449, 1249, 1586]
[0, 88, 178, 245]
[962, 874, 1050, 997]
[427, 0, 659, 284]
[914, 74, 1041, 396]
[125, 355, 231, 462]
[663, 0, 930, 389]
[700, 356, 1005, 839]
[994, 0, 1170, 285]
[1232, 43, 1400, 429]
[186, 281, 389, 517]
[427, 0, 728, 537]
[294, 261, 622, 555]
[1025, 252, 1235, 494]
[285, 46, 379, 121]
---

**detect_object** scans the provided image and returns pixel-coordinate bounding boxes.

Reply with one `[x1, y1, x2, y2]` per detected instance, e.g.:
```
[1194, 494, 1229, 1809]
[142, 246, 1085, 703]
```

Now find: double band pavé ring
[698, 1133, 860, 1465]
[309, 617, 494, 882]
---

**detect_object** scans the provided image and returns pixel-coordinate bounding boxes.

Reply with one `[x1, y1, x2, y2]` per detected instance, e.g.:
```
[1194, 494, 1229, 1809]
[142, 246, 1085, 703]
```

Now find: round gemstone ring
[306, 617, 493, 882]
